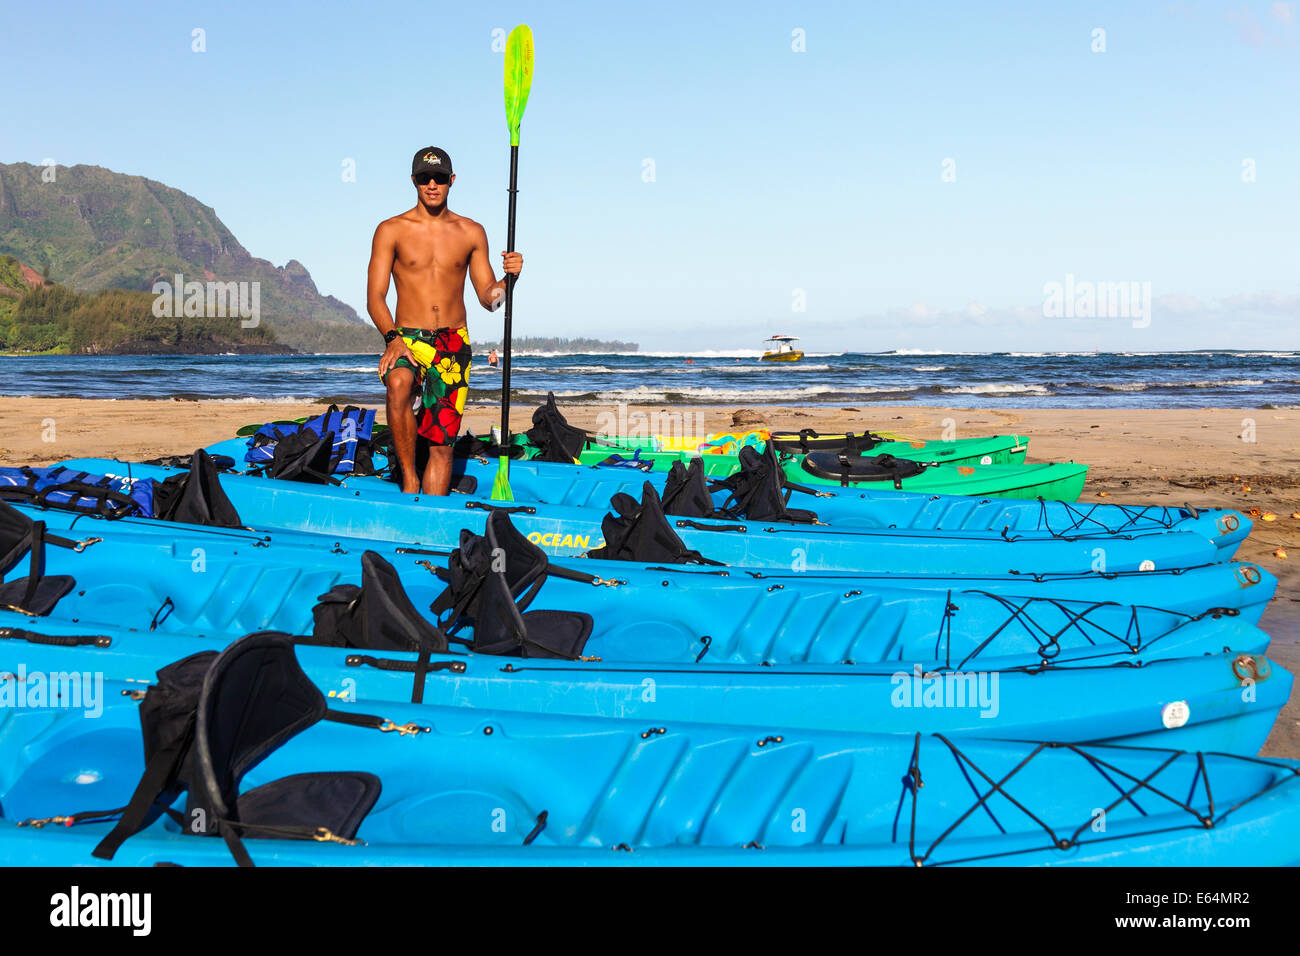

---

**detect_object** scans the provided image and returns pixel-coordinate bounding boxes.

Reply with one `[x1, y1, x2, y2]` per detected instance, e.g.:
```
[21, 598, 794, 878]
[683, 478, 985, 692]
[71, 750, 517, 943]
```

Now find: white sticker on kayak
[980, 455, 993, 465]
[1162, 700, 1190, 729]
[1139, 559, 1156, 571]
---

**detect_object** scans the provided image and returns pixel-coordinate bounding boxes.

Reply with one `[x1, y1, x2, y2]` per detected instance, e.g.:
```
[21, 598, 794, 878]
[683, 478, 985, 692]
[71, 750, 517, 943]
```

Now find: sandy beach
[3, 398, 1297, 757]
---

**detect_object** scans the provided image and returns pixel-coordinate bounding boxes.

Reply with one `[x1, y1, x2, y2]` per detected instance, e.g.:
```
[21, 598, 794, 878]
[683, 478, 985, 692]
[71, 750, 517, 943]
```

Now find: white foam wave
[658, 363, 834, 374]
[508, 384, 899, 402]
[939, 384, 1054, 396]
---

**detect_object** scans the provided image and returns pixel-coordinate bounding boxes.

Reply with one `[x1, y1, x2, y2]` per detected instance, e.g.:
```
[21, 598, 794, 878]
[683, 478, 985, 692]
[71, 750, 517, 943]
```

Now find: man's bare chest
[394, 234, 474, 274]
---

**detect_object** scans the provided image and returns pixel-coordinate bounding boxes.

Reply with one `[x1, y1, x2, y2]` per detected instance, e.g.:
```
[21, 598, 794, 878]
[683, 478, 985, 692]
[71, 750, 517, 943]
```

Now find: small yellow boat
[760, 334, 803, 362]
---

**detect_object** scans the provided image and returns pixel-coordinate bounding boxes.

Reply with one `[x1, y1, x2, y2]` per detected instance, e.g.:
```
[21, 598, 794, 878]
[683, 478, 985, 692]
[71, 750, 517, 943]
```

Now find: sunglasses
[414, 171, 451, 186]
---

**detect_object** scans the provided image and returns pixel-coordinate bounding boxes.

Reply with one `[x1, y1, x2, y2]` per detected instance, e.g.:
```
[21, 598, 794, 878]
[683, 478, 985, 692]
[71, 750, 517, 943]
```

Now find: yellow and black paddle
[491, 23, 534, 501]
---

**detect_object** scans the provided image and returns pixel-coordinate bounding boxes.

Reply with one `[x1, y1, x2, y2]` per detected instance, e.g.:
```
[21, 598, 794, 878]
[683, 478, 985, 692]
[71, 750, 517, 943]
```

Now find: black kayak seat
[0, 501, 76, 616]
[711, 445, 819, 524]
[660, 458, 715, 518]
[800, 452, 931, 488]
[433, 511, 594, 659]
[589, 483, 721, 565]
[309, 551, 448, 654]
[193, 632, 381, 860]
[92, 633, 384, 864]
[151, 450, 244, 527]
[480, 511, 593, 659]
[524, 392, 589, 463]
[769, 429, 887, 455]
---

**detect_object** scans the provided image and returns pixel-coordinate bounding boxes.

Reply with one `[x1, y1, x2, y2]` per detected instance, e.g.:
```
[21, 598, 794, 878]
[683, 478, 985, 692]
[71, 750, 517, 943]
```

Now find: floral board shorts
[380, 326, 472, 445]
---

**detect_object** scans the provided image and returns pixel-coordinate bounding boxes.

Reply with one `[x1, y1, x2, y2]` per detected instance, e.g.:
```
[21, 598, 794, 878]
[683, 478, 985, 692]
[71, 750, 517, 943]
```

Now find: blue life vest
[593, 450, 656, 472]
[0, 465, 156, 518]
[245, 404, 377, 474]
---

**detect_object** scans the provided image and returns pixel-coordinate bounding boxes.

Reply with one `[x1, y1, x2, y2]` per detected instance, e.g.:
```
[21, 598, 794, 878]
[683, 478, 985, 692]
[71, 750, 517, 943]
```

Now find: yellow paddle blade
[504, 24, 534, 147]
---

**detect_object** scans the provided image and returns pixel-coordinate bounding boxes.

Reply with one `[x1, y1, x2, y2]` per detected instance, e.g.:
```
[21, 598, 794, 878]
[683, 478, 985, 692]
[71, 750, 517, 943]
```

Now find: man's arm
[367, 221, 413, 376]
[367, 221, 398, 332]
[466, 223, 522, 311]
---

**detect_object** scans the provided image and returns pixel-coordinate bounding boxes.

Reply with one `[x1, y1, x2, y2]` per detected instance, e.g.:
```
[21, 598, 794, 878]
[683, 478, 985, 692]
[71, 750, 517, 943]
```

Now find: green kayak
[511, 433, 1030, 475]
[781, 453, 1089, 502]
[612, 429, 1028, 465]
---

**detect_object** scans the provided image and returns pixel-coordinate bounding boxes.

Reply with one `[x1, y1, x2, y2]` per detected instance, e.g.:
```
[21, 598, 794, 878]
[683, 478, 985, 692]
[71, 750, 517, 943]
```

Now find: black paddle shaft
[500, 144, 519, 440]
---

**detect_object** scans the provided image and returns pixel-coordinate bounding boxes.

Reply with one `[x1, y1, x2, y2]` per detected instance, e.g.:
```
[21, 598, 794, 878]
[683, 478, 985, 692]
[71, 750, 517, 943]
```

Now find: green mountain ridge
[2, 281, 288, 355]
[0, 162, 375, 352]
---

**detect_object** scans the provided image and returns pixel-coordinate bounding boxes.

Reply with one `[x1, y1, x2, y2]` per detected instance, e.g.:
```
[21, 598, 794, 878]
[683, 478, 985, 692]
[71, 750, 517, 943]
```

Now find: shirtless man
[367, 146, 522, 494]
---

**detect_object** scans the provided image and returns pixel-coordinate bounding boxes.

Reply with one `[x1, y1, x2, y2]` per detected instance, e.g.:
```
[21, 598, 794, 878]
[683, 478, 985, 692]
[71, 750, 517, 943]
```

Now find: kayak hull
[189, 448, 1247, 560]
[1, 681, 1296, 866]
[57, 460, 1222, 575]
[1, 615, 1285, 753]
[4, 515, 1274, 669]
[553, 434, 1031, 470]
[782, 457, 1090, 501]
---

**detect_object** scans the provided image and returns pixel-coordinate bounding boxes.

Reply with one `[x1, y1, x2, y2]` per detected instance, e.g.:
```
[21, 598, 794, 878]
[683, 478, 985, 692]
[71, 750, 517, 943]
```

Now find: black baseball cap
[412, 147, 453, 177]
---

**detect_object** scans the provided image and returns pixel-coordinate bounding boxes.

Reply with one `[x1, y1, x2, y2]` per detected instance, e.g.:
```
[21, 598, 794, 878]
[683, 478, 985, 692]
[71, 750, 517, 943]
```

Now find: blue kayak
[4, 614, 1286, 753]
[58, 458, 1230, 575]
[0, 633, 1296, 866]
[200, 439, 1253, 560]
[3, 504, 1275, 669]
[0, 504, 1283, 751]
[11, 502, 1278, 621]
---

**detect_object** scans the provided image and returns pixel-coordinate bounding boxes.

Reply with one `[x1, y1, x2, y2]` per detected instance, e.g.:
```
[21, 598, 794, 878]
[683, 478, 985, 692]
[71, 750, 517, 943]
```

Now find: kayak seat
[151, 450, 244, 527]
[433, 511, 593, 659]
[255, 429, 339, 485]
[479, 511, 593, 659]
[660, 458, 715, 518]
[524, 392, 589, 463]
[769, 428, 887, 456]
[309, 551, 448, 654]
[589, 483, 722, 565]
[91, 633, 381, 864]
[192, 633, 380, 863]
[0, 574, 74, 617]
[0, 501, 76, 616]
[226, 771, 378, 839]
[450, 432, 529, 461]
[712, 445, 819, 523]
[801, 452, 931, 489]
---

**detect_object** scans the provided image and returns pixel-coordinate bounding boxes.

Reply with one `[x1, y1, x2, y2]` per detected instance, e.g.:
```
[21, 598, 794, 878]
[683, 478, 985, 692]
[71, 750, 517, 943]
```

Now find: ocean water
[1, 350, 1298, 409]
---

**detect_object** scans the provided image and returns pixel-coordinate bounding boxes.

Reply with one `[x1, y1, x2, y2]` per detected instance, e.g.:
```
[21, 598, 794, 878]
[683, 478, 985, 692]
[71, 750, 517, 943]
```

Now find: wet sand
[2, 398, 1297, 756]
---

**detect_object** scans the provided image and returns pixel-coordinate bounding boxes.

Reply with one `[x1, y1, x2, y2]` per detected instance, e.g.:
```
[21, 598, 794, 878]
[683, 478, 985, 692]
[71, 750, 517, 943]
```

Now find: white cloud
[1226, 2, 1296, 47]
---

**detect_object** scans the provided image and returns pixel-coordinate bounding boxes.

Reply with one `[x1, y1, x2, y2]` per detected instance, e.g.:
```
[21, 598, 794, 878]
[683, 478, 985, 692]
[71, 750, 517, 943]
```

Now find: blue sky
[3, 0, 1297, 351]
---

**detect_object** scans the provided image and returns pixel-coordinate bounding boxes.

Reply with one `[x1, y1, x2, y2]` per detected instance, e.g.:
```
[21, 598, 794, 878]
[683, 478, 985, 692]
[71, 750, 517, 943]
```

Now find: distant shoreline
[3, 350, 1296, 409]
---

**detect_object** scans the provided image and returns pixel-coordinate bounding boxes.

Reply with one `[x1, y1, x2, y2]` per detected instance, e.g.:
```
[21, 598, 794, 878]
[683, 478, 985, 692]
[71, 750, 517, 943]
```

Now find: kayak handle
[466, 501, 537, 515]
[675, 519, 746, 533]
[345, 655, 468, 674]
[0, 627, 111, 648]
